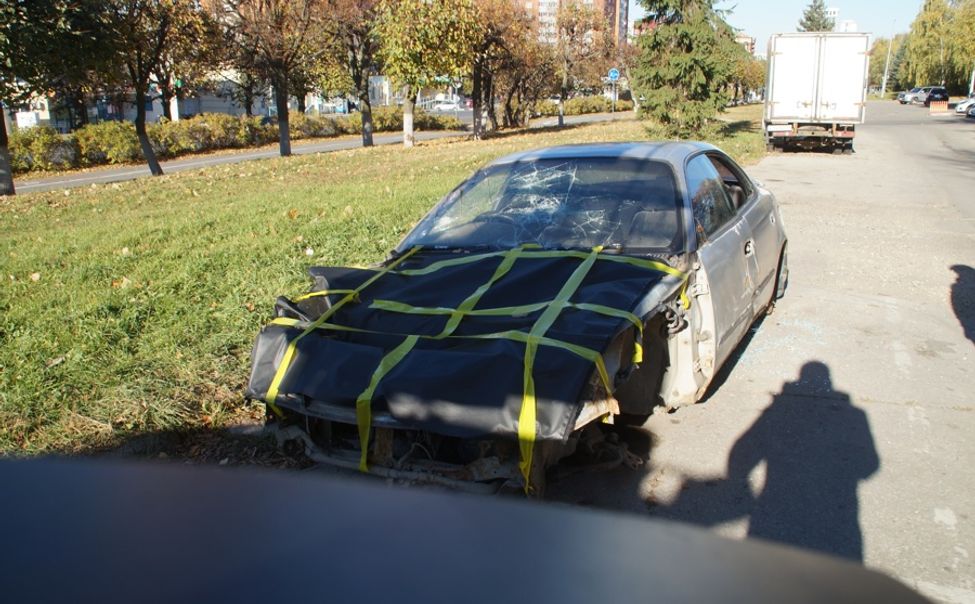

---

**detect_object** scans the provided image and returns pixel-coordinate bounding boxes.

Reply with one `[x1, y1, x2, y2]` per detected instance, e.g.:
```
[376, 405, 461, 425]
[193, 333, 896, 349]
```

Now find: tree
[949, 0, 975, 93]
[632, 0, 739, 136]
[466, 0, 537, 138]
[326, 0, 382, 147]
[903, 0, 953, 87]
[375, 0, 478, 148]
[868, 35, 907, 91]
[0, 0, 105, 195]
[797, 0, 835, 32]
[554, 1, 607, 127]
[104, 0, 212, 176]
[151, 13, 221, 121]
[211, 0, 328, 157]
[495, 27, 558, 128]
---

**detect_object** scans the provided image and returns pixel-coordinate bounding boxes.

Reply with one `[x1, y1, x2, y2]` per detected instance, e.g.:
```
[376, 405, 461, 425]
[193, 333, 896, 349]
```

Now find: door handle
[744, 240, 754, 256]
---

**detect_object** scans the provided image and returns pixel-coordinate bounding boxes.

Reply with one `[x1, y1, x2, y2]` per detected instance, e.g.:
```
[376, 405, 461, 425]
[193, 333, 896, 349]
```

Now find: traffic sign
[608, 68, 620, 82]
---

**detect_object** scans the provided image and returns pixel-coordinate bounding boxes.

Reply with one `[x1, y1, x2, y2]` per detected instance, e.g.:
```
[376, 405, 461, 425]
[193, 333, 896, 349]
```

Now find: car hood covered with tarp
[246, 247, 686, 444]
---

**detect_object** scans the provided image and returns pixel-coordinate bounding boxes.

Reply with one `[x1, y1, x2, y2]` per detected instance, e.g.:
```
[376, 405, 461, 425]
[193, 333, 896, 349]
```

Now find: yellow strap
[355, 335, 419, 471]
[263, 246, 421, 414]
[517, 246, 601, 492]
[436, 246, 523, 337]
[355, 246, 525, 472]
[570, 302, 644, 364]
[397, 248, 686, 280]
[371, 299, 644, 364]
[268, 317, 611, 389]
[293, 289, 359, 302]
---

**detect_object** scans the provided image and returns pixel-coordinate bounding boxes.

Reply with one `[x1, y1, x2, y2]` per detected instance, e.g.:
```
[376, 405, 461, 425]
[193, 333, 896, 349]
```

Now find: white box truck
[764, 32, 870, 152]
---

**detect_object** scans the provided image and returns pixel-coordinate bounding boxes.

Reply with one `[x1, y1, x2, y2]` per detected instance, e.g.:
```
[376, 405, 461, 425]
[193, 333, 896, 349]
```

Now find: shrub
[74, 121, 141, 165]
[533, 96, 634, 117]
[414, 108, 463, 131]
[288, 114, 342, 139]
[8, 126, 80, 172]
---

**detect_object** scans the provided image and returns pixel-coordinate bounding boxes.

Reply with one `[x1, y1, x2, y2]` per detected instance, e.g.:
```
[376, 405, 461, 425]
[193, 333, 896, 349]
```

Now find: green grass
[0, 110, 764, 454]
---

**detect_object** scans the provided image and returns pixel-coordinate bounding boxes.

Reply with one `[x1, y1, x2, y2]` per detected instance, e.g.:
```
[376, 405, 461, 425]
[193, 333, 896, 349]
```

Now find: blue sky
[629, 0, 924, 54]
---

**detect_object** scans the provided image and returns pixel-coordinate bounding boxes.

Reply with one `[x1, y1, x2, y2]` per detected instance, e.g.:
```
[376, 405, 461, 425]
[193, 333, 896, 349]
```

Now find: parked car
[246, 143, 789, 495]
[901, 86, 936, 104]
[955, 94, 975, 114]
[898, 87, 922, 103]
[923, 87, 949, 106]
[432, 101, 460, 112]
[968, 104, 975, 118]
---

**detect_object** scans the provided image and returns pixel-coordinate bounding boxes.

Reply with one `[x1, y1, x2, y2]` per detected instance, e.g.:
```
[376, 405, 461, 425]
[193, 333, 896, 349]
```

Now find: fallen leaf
[305, 247, 314, 256]
[45, 356, 65, 369]
[111, 276, 131, 289]
[245, 302, 255, 312]
[120, 247, 131, 256]
[287, 208, 299, 220]
[29, 272, 40, 282]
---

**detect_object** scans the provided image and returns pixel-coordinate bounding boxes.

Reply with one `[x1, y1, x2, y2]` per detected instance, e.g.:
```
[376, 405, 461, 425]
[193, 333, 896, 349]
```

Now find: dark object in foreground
[0, 458, 928, 604]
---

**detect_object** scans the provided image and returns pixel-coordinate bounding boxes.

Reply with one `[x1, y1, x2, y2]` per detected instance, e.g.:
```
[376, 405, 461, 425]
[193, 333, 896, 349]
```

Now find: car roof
[488, 141, 718, 168]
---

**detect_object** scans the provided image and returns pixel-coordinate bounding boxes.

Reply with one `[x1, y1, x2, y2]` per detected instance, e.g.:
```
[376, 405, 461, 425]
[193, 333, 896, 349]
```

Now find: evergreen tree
[797, 0, 835, 32]
[632, 0, 739, 137]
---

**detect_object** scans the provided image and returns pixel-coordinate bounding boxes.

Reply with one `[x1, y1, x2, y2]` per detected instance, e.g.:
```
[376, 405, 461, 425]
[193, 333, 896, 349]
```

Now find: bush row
[8, 106, 464, 173]
[534, 96, 635, 117]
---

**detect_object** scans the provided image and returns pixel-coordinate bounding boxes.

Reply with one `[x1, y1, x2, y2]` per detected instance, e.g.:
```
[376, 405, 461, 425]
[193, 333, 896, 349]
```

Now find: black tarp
[246, 251, 678, 443]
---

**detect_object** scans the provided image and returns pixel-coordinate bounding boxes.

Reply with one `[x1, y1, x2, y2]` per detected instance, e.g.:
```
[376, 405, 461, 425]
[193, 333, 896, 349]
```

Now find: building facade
[524, 0, 628, 46]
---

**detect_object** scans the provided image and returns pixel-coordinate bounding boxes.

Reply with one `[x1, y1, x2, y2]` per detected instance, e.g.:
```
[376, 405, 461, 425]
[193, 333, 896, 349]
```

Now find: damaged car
[246, 142, 788, 495]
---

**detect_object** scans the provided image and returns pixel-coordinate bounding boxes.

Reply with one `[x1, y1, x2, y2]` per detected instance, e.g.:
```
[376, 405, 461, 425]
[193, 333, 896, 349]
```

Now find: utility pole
[880, 20, 896, 97]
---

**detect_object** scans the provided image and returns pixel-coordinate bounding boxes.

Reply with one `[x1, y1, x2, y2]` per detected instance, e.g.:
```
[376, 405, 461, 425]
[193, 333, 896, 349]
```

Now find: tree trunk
[296, 93, 306, 114]
[0, 111, 15, 196]
[160, 89, 173, 121]
[134, 88, 163, 176]
[625, 66, 639, 113]
[472, 62, 484, 140]
[354, 69, 374, 147]
[558, 67, 568, 127]
[360, 96, 374, 147]
[243, 87, 254, 117]
[486, 72, 498, 132]
[402, 86, 415, 148]
[503, 86, 517, 128]
[274, 74, 292, 157]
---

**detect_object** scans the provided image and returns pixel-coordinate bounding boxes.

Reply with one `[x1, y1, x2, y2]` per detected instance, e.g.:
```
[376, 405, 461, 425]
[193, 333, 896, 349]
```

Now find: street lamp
[880, 19, 896, 97]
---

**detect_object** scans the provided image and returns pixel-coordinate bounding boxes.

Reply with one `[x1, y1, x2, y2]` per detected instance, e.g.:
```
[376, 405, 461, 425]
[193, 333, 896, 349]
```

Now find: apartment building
[523, 0, 628, 46]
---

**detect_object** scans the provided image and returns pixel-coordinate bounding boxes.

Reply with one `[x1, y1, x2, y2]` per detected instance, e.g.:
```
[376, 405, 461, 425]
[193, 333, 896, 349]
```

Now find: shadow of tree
[652, 361, 879, 561]
[951, 265, 975, 345]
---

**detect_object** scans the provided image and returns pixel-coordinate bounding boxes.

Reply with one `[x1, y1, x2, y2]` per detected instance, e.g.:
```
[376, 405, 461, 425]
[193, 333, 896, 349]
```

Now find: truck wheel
[843, 144, 854, 155]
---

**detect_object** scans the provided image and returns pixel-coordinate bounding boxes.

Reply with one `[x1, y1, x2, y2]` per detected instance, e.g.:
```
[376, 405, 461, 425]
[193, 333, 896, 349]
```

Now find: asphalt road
[548, 102, 975, 603]
[12, 111, 630, 194]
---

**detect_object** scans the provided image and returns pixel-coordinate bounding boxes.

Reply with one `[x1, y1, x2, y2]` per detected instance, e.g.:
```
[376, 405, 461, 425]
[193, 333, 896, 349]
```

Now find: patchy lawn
[0, 109, 764, 456]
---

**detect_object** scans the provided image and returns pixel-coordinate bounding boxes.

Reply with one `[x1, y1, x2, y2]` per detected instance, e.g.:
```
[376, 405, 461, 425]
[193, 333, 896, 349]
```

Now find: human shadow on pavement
[653, 362, 880, 561]
[950, 265, 975, 344]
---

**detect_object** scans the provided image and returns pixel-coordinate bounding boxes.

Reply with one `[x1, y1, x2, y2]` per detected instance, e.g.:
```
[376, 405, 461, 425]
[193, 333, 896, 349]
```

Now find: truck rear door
[767, 35, 818, 121]
[816, 35, 869, 123]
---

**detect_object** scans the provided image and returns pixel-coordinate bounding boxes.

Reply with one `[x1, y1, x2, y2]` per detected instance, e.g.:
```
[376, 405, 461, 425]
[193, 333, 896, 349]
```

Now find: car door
[686, 155, 758, 367]
[708, 153, 779, 311]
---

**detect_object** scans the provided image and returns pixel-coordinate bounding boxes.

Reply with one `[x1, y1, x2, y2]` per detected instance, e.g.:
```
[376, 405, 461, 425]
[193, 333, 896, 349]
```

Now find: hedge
[535, 96, 634, 117]
[8, 107, 463, 174]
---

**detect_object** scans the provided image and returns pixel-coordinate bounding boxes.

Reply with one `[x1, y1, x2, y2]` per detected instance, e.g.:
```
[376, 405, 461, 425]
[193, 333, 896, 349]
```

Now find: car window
[707, 154, 753, 210]
[686, 155, 736, 238]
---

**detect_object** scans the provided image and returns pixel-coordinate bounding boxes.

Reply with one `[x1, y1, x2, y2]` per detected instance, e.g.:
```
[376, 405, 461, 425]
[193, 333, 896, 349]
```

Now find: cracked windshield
[403, 157, 681, 251]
